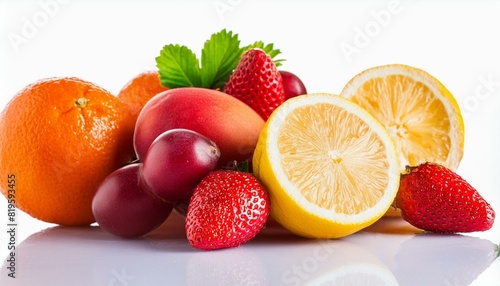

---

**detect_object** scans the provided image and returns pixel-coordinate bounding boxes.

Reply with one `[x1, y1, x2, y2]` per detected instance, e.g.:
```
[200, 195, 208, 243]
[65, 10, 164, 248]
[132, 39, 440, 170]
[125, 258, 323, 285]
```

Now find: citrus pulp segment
[340, 64, 464, 171]
[252, 93, 400, 238]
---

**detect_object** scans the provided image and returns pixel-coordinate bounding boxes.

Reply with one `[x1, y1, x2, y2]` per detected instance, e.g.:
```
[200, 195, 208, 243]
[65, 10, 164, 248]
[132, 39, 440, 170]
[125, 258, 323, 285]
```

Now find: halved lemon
[252, 94, 400, 238]
[340, 64, 464, 171]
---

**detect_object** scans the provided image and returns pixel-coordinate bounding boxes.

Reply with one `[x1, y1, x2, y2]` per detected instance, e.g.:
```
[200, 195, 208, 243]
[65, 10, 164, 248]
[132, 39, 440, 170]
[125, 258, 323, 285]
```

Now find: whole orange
[0, 77, 135, 226]
[117, 70, 168, 122]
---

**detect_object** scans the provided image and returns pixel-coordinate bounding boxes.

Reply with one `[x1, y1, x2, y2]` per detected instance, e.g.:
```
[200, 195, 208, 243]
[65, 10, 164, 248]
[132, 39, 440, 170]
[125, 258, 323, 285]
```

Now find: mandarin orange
[117, 70, 168, 122]
[0, 77, 135, 226]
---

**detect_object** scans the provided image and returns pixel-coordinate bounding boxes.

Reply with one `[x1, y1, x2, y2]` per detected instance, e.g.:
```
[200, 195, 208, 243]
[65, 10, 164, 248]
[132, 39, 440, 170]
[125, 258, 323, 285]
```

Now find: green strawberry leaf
[242, 41, 285, 67]
[156, 44, 201, 88]
[155, 29, 285, 89]
[200, 29, 243, 90]
[221, 160, 251, 173]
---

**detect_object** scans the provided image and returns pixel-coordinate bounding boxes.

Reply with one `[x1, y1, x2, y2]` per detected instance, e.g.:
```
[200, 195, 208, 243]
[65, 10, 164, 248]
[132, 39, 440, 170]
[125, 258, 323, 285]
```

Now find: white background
[1, 0, 500, 284]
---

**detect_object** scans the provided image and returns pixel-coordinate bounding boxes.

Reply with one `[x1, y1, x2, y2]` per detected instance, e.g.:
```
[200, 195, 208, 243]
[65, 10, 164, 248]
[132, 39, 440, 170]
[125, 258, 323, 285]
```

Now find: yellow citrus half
[252, 93, 400, 238]
[340, 64, 464, 171]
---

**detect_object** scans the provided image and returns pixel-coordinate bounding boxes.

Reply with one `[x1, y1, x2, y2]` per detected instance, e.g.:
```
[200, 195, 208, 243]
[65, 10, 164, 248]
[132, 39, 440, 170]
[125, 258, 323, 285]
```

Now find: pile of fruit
[0, 29, 495, 250]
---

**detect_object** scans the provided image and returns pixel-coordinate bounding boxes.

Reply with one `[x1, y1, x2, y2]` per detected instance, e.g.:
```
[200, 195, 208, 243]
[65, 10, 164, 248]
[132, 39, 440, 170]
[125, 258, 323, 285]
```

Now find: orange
[0, 77, 135, 226]
[117, 70, 168, 122]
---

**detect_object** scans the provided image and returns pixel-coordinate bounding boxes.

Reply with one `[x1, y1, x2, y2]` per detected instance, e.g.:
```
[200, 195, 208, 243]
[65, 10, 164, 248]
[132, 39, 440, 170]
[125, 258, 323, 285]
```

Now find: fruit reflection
[348, 219, 499, 286]
[1, 216, 497, 286]
[0, 217, 190, 286]
[393, 233, 499, 286]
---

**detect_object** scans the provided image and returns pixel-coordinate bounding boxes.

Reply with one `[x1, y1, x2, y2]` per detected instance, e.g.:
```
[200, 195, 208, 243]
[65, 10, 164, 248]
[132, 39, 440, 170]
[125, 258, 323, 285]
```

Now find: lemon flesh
[340, 64, 464, 171]
[253, 94, 400, 238]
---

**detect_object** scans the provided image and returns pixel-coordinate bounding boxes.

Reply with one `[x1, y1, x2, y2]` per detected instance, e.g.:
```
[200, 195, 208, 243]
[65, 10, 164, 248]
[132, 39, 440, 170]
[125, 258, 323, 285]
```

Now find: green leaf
[156, 30, 286, 89]
[220, 160, 251, 173]
[200, 29, 243, 89]
[156, 44, 201, 88]
[242, 41, 285, 67]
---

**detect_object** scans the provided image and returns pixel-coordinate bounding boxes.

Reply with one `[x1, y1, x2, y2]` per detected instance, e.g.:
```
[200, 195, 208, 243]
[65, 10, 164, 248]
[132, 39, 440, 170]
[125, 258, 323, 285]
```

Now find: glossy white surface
[1, 1, 500, 285]
[0, 212, 499, 286]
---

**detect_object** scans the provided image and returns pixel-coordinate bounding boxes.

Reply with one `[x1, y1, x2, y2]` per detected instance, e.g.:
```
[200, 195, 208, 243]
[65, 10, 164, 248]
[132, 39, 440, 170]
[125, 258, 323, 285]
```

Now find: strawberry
[224, 48, 285, 120]
[396, 162, 495, 233]
[185, 170, 270, 250]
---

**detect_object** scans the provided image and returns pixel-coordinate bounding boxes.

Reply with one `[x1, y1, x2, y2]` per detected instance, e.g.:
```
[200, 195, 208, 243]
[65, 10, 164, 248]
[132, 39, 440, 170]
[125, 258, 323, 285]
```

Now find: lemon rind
[253, 93, 400, 238]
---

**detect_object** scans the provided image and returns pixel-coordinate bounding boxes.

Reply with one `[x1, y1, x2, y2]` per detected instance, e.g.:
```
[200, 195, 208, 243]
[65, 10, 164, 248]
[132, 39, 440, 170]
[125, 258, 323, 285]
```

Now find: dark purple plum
[92, 163, 173, 238]
[141, 129, 220, 204]
[280, 71, 307, 100]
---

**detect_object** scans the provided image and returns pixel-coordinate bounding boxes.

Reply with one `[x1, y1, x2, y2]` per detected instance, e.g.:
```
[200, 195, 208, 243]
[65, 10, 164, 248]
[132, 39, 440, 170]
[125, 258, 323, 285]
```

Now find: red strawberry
[224, 48, 285, 120]
[186, 170, 270, 250]
[396, 162, 495, 233]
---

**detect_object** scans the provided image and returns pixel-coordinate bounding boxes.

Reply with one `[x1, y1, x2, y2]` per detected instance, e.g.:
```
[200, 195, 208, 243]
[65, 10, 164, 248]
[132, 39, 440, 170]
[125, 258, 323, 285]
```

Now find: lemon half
[340, 64, 464, 171]
[253, 94, 400, 238]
